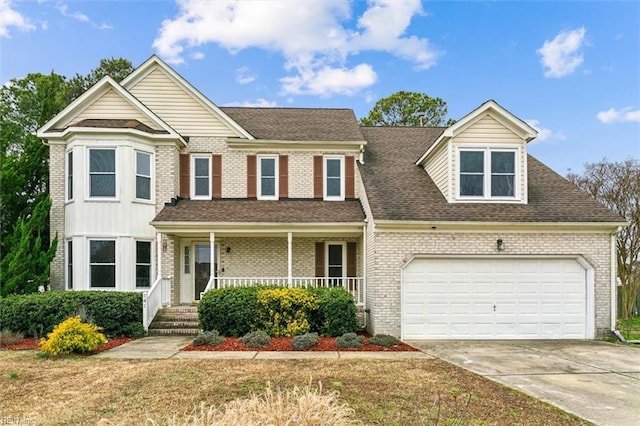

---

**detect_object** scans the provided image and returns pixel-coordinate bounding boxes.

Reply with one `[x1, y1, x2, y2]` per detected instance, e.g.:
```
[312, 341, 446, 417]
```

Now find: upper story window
[192, 155, 211, 199]
[459, 148, 517, 199]
[89, 148, 116, 198]
[324, 156, 344, 200]
[258, 156, 278, 200]
[89, 239, 116, 288]
[66, 151, 73, 201]
[135, 151, 152, 200]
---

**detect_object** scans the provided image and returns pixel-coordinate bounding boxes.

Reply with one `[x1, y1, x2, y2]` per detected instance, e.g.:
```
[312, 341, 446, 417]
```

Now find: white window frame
[135, 240, 153, 289]
[135, 151, 153, 202]
[88, 239, 117, 289]
[324, 156, 345, 201]
[257, 155, 278, 200]
[66, 239, 73, 290]
[66, 150, 73, 202]
[457, 147, 519, 201]
[87, 147, 118, 200]
[191, 155, 211, 200]
[325, 242, 347, 278]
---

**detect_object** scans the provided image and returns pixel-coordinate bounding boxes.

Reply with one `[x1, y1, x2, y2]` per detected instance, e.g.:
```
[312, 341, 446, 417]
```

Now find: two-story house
[37, 56, 624, 340]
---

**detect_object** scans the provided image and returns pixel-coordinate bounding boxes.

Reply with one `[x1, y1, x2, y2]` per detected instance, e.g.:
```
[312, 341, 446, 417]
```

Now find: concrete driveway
[407, 340, 640, 426]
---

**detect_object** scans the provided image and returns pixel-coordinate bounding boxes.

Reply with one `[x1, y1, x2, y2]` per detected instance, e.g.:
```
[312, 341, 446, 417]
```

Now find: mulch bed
[0, 337, 134, 354]
[182, 336, 419, 352]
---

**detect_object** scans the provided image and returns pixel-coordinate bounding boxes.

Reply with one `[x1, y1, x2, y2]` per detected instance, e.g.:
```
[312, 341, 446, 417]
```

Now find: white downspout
[611, 227, 621, 332]
[287, 232, 292, 286]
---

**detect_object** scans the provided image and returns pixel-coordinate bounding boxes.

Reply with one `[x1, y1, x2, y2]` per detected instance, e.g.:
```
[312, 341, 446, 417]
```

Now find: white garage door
[402, 257, 588, 340]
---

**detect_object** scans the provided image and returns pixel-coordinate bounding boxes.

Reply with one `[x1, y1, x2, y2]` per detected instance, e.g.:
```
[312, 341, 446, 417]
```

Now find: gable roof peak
[121, 55, 254, 139]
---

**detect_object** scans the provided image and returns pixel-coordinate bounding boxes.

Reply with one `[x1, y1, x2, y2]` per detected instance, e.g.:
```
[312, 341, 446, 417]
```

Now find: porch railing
[202, 277, 364, 305]
[143, 276, 172, 330]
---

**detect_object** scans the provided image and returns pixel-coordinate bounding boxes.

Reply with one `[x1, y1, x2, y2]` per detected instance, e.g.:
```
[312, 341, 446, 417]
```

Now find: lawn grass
[0, 351, 589, 425]
[618, 316, 640, 340]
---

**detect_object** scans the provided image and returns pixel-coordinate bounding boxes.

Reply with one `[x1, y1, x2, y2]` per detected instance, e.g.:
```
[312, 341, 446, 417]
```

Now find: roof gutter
[373, 220, 628, 232]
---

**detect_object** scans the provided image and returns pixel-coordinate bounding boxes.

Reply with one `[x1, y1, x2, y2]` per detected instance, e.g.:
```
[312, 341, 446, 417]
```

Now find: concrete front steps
[148, 306, 201, 336]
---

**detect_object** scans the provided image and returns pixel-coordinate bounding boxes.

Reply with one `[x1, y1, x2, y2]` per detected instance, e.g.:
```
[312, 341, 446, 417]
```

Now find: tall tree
[0, 58, 133, 295]
[359, 91, 455, 127]
[65, 57, 134, 103]
[567, 159, 640, 319]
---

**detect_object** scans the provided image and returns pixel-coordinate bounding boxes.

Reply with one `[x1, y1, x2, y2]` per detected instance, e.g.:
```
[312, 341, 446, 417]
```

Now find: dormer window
[458, 148, 517, 199]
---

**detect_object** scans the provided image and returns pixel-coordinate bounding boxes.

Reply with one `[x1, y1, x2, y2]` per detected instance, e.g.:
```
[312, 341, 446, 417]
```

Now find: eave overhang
[373, 220, 627, 233]
[226, 138, 367, 151]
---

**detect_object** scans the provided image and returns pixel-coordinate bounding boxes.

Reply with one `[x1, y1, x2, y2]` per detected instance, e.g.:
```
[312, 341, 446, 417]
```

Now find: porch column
[210, 232, 216, 279]
[156, 232, 162, 280]
[287, 232, 292, 286]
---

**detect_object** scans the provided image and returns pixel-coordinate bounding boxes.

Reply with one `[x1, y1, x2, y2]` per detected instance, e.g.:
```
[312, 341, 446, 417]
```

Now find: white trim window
[66, 150, 73, 201]
[135, 241, 152, 288]
[324, 156, 344, 200]
[192, 155, 211, 199]
[66, 240, 73, 290]
[258, 155, 278, 200]
[458, 148, 517, 199]
[326, 242, 346, 286]
[89, 239, 116, 288]
[88, 148, 116, 198]
[135, 151, 152, 201]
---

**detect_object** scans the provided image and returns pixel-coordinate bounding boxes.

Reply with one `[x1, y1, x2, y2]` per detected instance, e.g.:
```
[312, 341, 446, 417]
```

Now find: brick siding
[366, 231, 613, 338]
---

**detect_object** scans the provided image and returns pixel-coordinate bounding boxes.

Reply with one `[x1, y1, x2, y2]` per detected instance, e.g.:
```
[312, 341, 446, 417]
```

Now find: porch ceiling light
[496, 239, 505, 251]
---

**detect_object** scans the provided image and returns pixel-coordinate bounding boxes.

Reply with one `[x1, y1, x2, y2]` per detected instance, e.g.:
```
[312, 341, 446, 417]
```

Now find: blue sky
[1, 0, 638, 174]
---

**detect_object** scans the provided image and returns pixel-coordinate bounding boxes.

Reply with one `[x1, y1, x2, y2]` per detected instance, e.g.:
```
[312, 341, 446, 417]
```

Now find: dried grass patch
[143, 382, 359, 426]
[0, 352, 588, 425]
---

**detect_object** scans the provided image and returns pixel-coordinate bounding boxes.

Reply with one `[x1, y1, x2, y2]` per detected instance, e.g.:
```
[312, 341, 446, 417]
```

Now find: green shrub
[335, 332, 364, 348]
[121, 322, 146, 338]
[193, 330, 226, 347]
[256, 288, 318, 337]
[198, 287, 261, 336]
[238, 330, 271, 348]
[309, 288, 357, 337]
[0, 291, 142, 338]
[39, 316, 107, 356]
[368, 334, 400, 347]
[291, 332, 320, 351]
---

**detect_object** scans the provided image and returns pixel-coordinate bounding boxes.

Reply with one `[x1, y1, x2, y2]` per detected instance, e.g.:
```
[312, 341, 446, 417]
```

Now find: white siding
[423, 141, 449, 200]
[73, 89, 157, 128]
[129, 69, 237, 137]
[456, 114, 523, 144]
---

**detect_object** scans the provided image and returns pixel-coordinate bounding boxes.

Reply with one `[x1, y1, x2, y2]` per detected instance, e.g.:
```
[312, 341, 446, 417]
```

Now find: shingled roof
[359, 127, 624, 224]
[64, 119, 169, 134]
[220, 107, 364, 141]
[153, 199, 365, 224]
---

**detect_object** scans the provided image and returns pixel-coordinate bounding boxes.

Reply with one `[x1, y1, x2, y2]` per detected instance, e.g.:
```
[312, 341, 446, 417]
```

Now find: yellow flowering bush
[256, 288, 318, 337]
[39, 316, 107, 356]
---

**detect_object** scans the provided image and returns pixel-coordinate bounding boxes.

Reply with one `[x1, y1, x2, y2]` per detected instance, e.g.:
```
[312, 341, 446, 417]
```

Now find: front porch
[144, 229, 367, 330]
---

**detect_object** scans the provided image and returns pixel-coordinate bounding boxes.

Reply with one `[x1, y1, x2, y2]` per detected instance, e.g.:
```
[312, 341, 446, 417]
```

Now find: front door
[327, 243, 345, 287]
[194, 243, 217, 300]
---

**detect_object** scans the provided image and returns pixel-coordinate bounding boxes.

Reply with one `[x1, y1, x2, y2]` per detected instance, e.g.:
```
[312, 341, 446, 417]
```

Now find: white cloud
[153, 0, 437, 96]
[280, 63, 377, 97]
[97, 22, 113, 30]
[537, 27, 587, 78]
[525, 119, 566, 142]
[596, 108, 640, 123]
[0, 0, 36, 37]
[236, 66, 256, 85]
[190, 51, 204, 60]
[57, 3, 89, 22]
[224, 98, 278, 107]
